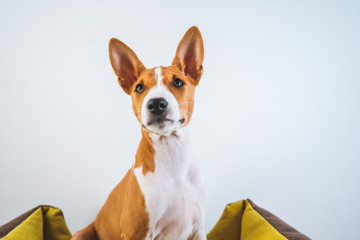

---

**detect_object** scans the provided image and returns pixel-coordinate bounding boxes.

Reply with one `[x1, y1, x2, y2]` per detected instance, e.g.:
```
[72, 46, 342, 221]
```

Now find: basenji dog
[72, 26, 207, 240]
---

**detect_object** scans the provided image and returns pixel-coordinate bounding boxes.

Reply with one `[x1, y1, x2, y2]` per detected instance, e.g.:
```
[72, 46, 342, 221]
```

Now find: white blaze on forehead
[154, 67, 162, 86]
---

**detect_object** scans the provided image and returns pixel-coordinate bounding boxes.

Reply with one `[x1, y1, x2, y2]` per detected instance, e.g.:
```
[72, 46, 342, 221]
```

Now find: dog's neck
[134, 127, 193, 176]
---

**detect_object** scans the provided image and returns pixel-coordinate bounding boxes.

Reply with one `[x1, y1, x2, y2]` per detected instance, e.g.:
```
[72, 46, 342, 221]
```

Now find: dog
[72, 26, 207, 240]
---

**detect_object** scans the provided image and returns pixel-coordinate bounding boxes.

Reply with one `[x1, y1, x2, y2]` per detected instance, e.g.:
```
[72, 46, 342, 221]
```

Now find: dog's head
[109, 26, 204, 136]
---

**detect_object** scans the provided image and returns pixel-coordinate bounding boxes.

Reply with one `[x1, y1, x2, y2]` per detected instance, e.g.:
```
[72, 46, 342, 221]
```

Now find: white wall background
[1, 0, 359, 239]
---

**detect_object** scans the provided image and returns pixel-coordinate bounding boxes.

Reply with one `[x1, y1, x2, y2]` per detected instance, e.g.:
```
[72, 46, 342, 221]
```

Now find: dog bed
[0, 200, 310, 240]
[0, 206, 71, 240]
[207, 199, 310, 240]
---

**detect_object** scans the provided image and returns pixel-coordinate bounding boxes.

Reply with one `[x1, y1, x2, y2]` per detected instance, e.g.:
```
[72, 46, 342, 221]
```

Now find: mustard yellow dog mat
[0, 205, 71, 240]
[0, 200, 310, 240]
[207, 199, 310, 240]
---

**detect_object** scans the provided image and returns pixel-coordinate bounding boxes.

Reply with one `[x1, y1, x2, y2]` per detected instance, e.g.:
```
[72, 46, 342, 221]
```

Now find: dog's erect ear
[172, 26, 204, 86]
[109, 38, 146, 94]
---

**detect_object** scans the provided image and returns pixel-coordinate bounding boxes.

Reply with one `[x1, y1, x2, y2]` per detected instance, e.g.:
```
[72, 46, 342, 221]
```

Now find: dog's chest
[134, 133, 206, 240]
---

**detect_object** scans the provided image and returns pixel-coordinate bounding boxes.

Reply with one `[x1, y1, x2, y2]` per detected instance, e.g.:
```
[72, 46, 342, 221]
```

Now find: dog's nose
[147, 98, 168, 114]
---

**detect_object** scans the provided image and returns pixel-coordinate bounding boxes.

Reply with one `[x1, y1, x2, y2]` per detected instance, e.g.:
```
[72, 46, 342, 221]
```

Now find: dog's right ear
[109, 38, 146, 94]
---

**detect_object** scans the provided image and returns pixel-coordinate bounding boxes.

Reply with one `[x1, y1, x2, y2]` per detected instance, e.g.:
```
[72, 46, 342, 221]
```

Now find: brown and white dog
[72, 26, 207, 240]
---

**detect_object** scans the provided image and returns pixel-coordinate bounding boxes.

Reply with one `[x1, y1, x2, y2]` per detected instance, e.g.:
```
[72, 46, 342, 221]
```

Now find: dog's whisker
[178, 101, 195, 106]
[180, 109, 193, 115]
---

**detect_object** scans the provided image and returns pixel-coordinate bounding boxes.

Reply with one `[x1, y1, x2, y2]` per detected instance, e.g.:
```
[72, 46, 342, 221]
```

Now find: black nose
[147, 98, 168, 114]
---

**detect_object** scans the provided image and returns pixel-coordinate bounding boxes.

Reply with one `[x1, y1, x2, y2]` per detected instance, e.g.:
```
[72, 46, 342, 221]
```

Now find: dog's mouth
[147, 116, 174, 127]
[142, 116, 185, 135]
[147, 116, 185, 126]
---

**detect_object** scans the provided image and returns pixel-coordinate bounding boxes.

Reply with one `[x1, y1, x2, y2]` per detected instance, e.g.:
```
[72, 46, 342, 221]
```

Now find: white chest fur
[133, 128, 207, 240]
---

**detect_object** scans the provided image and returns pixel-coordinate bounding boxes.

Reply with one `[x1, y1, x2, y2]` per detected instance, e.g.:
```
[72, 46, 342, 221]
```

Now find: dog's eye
[172, 78, 184, 88]
[135, 83, 145, 93]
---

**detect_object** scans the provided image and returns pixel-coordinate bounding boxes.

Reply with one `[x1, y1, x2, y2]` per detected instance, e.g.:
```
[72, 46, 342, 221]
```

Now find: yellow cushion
[207, 199, 309, 240]
[241, 200, 286, 240]
[1, 206, 71, 240]
[207, 201, 245, 240]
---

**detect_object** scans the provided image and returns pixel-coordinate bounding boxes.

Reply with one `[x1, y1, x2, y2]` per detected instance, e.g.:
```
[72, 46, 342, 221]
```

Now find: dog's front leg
[199, 230, 207, 240]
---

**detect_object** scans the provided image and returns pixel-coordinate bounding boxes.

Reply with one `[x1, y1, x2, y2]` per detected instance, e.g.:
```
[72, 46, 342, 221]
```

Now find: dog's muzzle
[146, 97, 174, 128]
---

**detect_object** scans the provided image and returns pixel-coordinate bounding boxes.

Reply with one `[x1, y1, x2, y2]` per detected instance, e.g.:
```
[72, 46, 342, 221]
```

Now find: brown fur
[134, 129, 156, 175]
[130, 68, 157, 122]
[71, 169, 149, 240]
[94, 169, 149, 240]
[159, 65, 196, 126]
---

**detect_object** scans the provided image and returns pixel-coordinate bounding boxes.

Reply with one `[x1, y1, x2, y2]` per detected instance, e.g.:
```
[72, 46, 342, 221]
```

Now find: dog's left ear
[172, 26, 204, 86]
